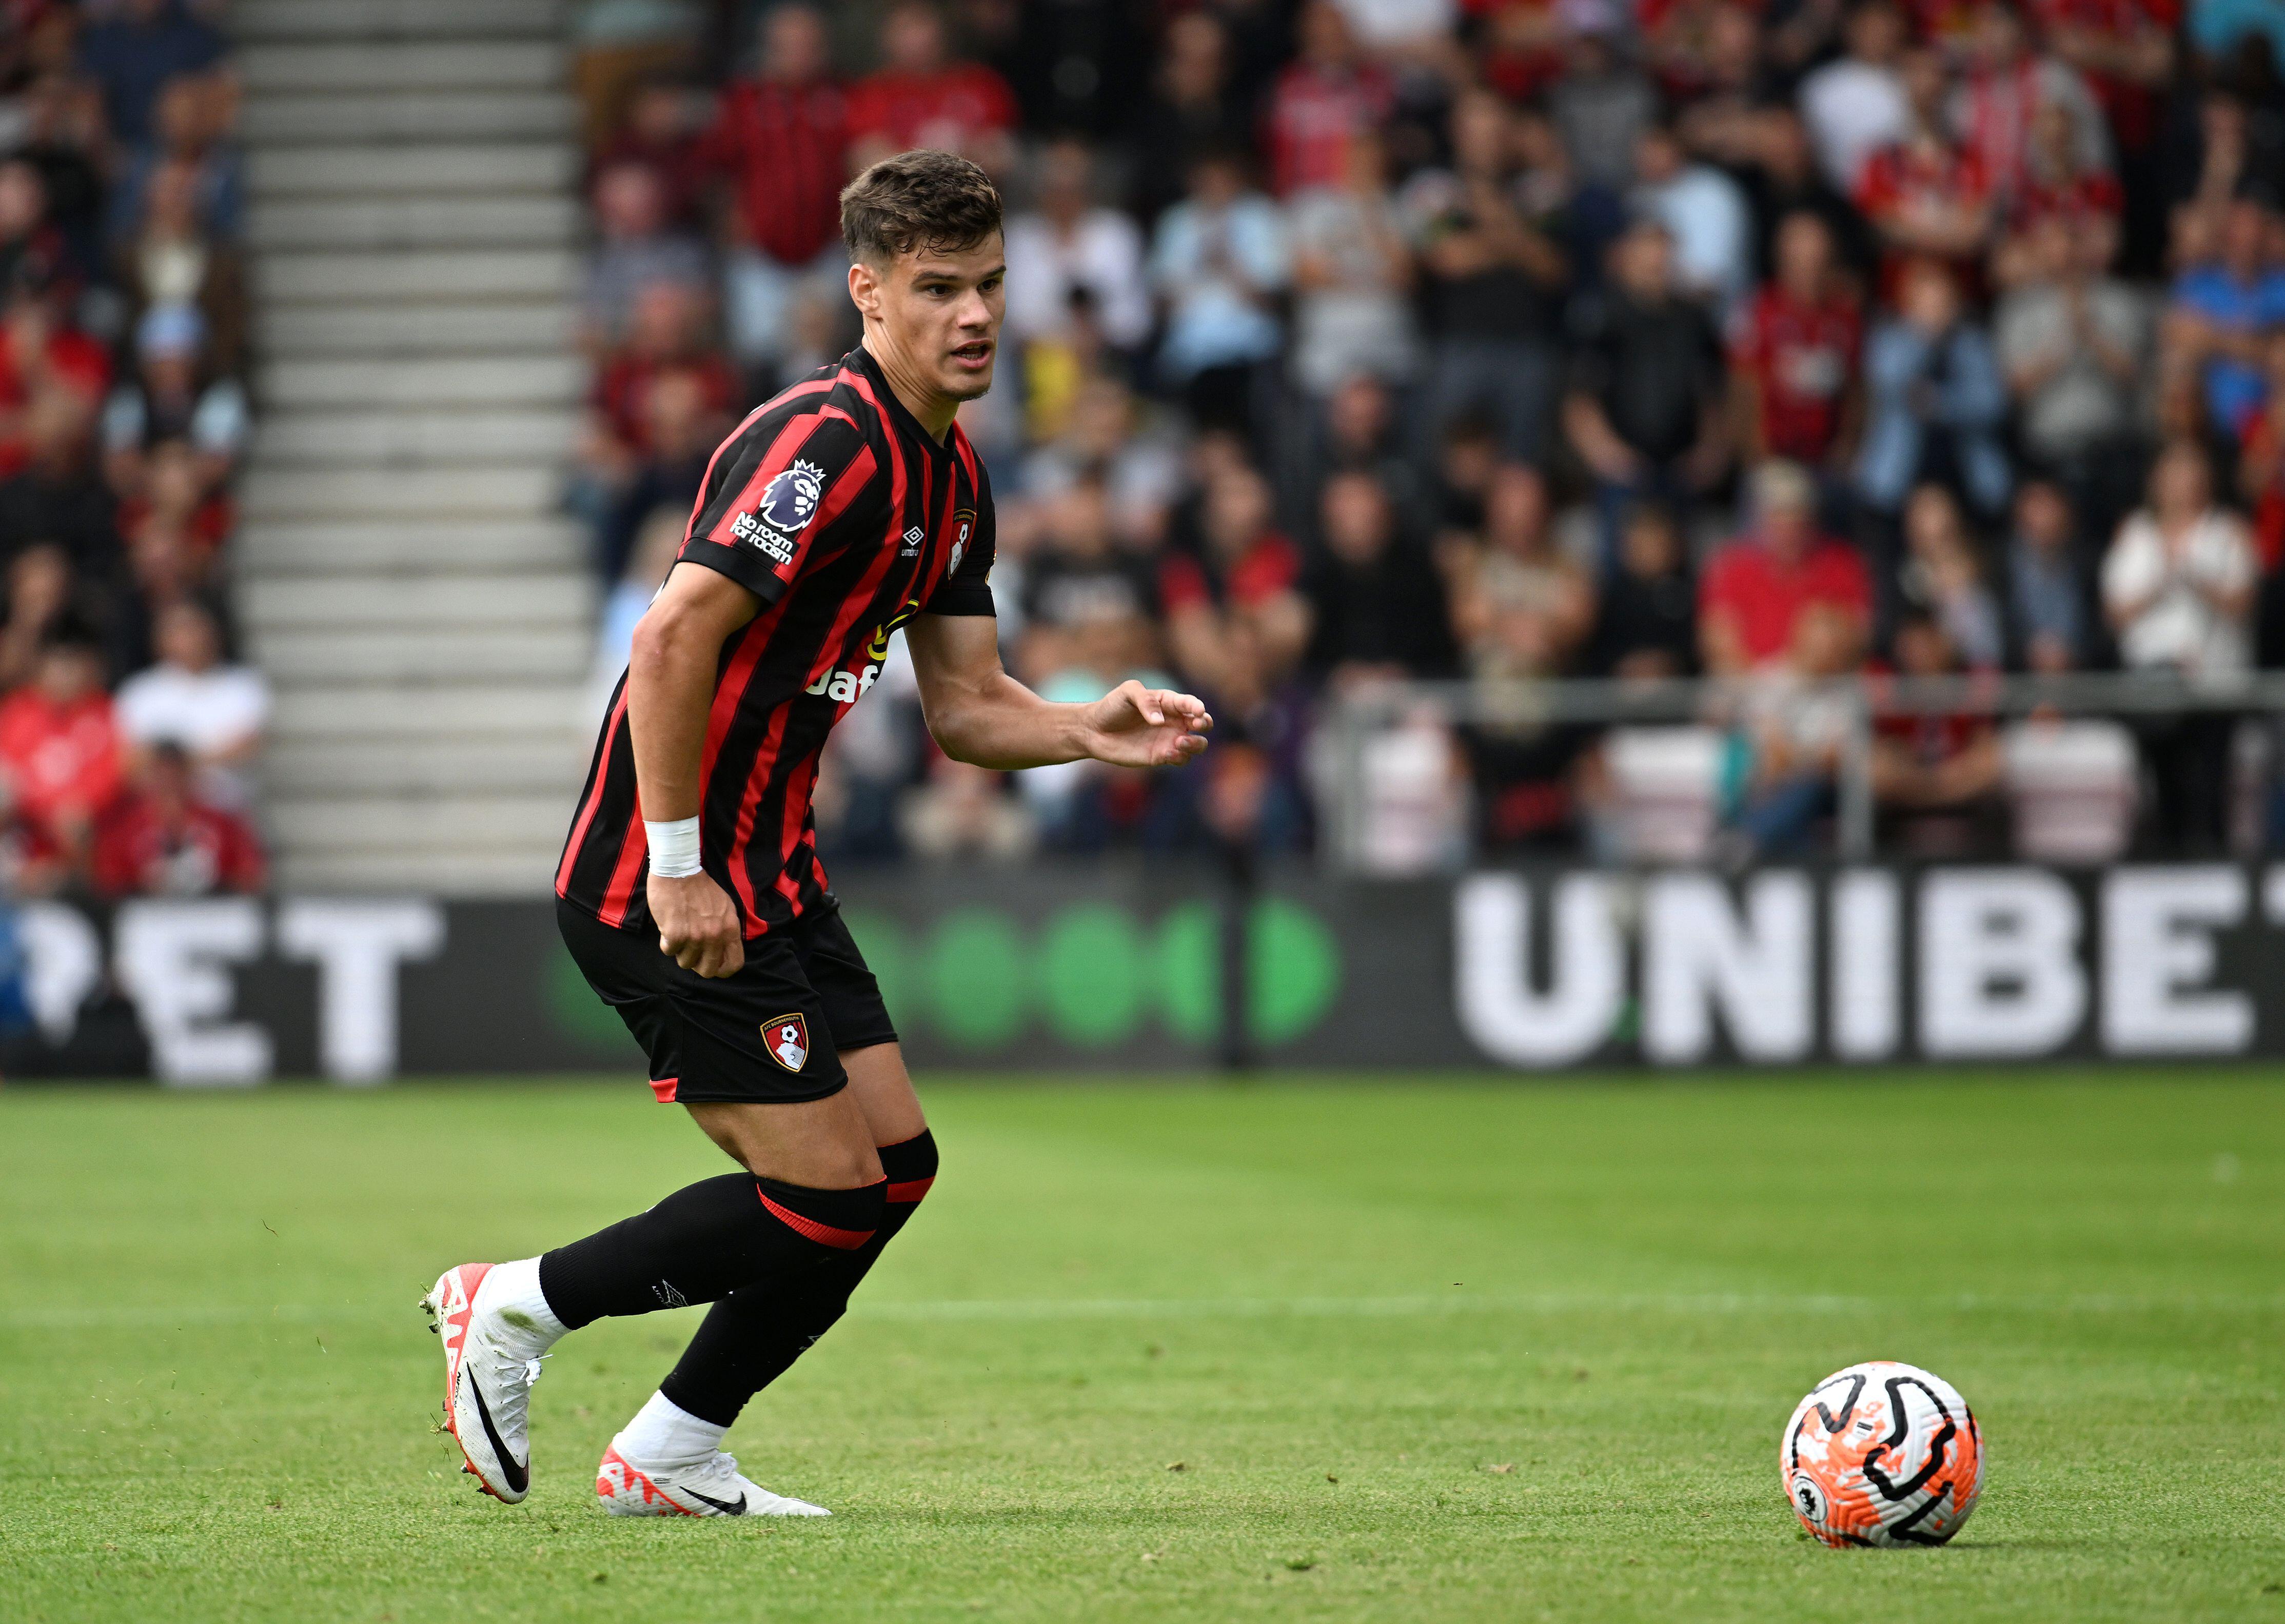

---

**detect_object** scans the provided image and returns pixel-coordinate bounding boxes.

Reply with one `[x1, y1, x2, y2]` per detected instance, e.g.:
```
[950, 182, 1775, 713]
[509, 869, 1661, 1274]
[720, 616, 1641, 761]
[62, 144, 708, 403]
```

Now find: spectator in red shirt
[1700, 458, 1872, 674]
[1994, 102, 2124, 289]
[590, 280, 738, 459]
[702, 4, 855, 381]
[575, 278, 735, 565]
[1855, 48, 1995, 293]
[2032, 0, 2177, 156]
[2237, 330, 2285, 567]
[1731, 210, 1864, 473]
[1263, 2, 1393, 199]
[0, 273, 109, 476]
[1870, 608, 2003, 851]
[846, 2, 1018, 175]
[1952, 3, 2111, 210]
[0, 633, 120, 864]
[593, 80, 711, 234]
[89, 740, 263, 898]
[1161, 462, 1311, 704]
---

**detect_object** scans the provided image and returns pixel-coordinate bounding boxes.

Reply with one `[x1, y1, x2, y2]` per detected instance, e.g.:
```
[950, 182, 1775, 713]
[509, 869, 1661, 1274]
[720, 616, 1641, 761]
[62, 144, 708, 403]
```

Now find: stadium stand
[7, 0, 2284, 901]
[0, 0, 266, 900]
[549, 0, 2285, 875]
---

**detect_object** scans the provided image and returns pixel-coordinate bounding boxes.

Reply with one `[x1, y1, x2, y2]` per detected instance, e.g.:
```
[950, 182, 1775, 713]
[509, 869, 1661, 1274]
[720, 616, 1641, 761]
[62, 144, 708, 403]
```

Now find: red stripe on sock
[757, 1189, 875, 1250]
[648, 1076, 678, 1103]
[884, 1176, 934, 1204]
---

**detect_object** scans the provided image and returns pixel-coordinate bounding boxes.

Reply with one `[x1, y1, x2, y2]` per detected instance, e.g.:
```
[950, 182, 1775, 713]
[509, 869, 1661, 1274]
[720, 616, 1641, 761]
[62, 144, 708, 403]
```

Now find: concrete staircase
[235, 0, 595, 894]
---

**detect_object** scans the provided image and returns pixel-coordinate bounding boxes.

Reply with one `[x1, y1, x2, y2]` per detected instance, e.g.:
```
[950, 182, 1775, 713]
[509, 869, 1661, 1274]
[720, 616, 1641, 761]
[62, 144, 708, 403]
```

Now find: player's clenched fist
[1081, 679, 1214, 768]
[650, 871, 745, 978]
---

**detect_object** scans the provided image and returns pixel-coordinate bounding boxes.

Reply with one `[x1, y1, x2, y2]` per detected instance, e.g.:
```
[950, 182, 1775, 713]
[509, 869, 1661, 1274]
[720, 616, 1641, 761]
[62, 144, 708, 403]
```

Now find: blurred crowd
[0, 0, 266, 905]
[574, 0, 2285, 866]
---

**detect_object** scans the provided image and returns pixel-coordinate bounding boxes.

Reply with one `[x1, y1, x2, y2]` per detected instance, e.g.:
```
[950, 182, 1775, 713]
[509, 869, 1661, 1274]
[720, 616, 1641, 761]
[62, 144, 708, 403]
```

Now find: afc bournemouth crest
[948, 508, 975, 576]
[759, 460, 826, 533]
[763, 1014, 810, 1073]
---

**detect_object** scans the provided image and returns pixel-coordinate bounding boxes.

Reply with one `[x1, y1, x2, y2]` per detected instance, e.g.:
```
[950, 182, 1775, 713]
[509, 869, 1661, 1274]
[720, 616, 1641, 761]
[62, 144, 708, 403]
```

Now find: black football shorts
[557, 896, 898, 1105]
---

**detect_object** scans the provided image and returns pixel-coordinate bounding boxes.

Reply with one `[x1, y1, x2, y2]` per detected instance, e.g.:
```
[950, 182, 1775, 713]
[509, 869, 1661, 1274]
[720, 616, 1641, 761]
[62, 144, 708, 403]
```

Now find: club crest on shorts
[758, 459, 826, 534]
[763, 1013, 810, 1073]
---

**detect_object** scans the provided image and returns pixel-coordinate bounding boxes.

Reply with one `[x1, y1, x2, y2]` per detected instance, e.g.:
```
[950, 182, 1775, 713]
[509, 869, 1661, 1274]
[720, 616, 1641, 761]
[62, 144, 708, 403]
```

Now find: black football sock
[537, 1173, 885, 1330]
[659, 1131, 937, 1426]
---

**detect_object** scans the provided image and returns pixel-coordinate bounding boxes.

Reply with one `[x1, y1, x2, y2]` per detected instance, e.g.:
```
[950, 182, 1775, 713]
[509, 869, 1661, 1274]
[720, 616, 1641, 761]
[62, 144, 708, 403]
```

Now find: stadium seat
[2002, 720, 2139, 864]
[1602, 727, 1725, 863]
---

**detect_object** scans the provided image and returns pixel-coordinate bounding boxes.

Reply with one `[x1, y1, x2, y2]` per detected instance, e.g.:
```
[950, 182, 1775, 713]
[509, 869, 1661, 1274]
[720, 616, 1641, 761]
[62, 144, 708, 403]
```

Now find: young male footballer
[423, 150, 1211, 1517]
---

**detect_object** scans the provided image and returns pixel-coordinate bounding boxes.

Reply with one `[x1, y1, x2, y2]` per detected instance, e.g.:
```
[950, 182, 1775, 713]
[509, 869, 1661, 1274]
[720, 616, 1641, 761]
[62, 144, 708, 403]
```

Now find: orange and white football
[1782, 1361, 1983, 1547]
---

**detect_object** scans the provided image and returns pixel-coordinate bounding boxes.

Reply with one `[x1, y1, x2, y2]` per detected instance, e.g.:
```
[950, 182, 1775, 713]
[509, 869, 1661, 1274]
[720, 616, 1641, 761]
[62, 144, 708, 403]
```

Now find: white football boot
[595, 1439, 830, 1518]
[421, 1262, 541, 1503]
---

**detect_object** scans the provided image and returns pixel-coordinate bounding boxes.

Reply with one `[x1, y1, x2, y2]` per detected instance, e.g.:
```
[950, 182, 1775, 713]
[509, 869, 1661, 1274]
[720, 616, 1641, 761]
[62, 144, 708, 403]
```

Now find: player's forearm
[624, 610, 720, 821]
[924, 670, 1093, 770]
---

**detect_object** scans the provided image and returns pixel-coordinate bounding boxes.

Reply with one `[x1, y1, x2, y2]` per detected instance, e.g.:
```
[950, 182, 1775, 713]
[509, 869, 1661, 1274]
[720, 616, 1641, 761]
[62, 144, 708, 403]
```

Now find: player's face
[864, 234, 1006, 404]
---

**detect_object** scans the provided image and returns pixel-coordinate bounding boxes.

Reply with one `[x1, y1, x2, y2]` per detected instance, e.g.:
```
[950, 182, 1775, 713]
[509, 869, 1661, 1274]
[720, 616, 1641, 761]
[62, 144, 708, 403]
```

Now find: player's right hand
[651, 872, 744, 979]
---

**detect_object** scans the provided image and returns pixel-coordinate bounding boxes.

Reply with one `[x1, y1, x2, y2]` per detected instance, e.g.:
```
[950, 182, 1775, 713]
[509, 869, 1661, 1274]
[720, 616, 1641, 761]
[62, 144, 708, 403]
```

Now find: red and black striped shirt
[557, 343, 997, 938]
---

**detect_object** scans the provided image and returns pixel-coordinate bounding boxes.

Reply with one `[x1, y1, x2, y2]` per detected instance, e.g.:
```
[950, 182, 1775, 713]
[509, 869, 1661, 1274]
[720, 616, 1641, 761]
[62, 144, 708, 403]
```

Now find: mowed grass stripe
[11, 1289, 2285, 1331]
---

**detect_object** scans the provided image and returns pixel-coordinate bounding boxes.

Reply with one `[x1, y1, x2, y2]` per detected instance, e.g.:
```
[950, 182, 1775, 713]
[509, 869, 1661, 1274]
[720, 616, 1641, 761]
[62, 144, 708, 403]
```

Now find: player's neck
[860, 334, 958, 444]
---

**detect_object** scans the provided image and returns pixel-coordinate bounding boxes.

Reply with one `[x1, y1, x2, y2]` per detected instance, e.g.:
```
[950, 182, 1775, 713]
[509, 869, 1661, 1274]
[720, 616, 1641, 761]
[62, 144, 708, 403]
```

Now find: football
[1781, 1361, 1983, 1547]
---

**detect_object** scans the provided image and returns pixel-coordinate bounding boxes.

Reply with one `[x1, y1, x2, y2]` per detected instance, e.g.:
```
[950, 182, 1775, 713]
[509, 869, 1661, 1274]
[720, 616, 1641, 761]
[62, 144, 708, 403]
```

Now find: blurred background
[1, 0, 2284, 1081]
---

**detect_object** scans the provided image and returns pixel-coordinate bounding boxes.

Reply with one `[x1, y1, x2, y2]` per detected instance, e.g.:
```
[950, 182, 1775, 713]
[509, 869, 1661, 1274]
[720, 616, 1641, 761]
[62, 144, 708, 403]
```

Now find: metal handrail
[1321, 670, 2285, 863]
[1329, 669, 2285, 725]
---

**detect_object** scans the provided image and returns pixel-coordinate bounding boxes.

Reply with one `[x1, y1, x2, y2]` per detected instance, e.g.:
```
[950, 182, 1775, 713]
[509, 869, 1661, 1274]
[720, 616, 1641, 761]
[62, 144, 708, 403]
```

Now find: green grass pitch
[3, 1073, 2280, 1622]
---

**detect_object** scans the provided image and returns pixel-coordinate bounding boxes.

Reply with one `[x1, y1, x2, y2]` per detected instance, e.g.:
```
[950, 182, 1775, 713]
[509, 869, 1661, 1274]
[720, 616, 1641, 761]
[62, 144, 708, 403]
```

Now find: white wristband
[645, 816, 703, 879]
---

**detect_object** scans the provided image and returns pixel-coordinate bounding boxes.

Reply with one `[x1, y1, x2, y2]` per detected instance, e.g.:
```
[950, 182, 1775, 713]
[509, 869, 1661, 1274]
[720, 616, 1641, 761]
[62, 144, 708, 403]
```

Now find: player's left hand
[1082, 679, 1213, 768]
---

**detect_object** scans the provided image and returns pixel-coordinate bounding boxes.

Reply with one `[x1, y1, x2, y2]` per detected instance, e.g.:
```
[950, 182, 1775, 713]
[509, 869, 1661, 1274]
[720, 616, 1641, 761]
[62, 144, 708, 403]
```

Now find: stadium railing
[1316, 671, 2285, 870]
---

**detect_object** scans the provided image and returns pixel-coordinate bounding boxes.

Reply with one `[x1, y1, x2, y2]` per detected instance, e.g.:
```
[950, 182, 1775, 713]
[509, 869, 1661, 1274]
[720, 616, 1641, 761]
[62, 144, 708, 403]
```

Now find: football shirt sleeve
[678, 411, 878, 605]
[927, 477, 999, 617]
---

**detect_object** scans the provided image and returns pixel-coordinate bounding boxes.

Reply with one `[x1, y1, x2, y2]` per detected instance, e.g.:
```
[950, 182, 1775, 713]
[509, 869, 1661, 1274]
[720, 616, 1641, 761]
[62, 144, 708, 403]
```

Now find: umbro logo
[900, 526, 924, 556]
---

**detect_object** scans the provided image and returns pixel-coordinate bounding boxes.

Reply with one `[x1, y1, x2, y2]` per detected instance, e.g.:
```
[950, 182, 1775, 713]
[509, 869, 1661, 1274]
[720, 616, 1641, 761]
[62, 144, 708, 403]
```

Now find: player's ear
[847, 259, 879, 321]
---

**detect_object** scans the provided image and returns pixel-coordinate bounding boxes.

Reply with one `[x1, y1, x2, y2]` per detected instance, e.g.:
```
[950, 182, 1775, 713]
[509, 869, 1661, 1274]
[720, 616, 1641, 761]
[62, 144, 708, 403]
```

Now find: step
[264, 737, 587, 796]
[242, 464, 564, 524]
[258, 300, 576, 357]
[249, 143, 575, 199]
[248, 194, 582, 253]
[251, 626, 590, 683]
[258, 248, 580, 306]
[272, 846, 563, 897]
[240, 42, 562, 94]
[239, 518, 587, 575]
[243, 572, 592, 631]
[253, 408, 577, 466]
[244, 91, 573, 145]
[265, 794, 575, 850]
[258, 355, 583, 409]
[235, 0, 566, 44]
[271, 682, 595, 740]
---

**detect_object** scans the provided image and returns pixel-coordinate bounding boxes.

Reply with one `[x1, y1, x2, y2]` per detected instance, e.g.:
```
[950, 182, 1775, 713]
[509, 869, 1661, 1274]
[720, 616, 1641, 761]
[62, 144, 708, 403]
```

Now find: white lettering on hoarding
[1643, 872, 1813, 1063]
[114, 899, 271, 1085]
[2100, 867, 2251, 1054]
[1830, 870, 1900, 1060]
[1919, 869, 2086, 1057]
[1454, 873, 1624, 1066]
[277, 899, 447, 1082]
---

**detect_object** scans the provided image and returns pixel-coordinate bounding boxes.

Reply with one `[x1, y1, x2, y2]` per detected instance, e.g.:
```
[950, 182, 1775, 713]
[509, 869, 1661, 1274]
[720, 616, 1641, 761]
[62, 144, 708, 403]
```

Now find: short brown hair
[840, 149, 1002, 265]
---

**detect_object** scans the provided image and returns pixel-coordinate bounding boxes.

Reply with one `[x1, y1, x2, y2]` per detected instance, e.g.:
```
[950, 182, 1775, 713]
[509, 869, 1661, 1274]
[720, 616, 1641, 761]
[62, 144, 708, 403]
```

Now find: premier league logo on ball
[759, 459, 826, 534]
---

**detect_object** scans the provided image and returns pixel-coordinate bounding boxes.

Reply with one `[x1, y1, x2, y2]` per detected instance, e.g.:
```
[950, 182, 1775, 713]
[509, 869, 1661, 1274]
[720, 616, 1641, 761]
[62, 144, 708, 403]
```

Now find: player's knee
[779, 1135, 881, 1191]
[755, 1173, 887, 1250]
[881, 1127, 938, 1206]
